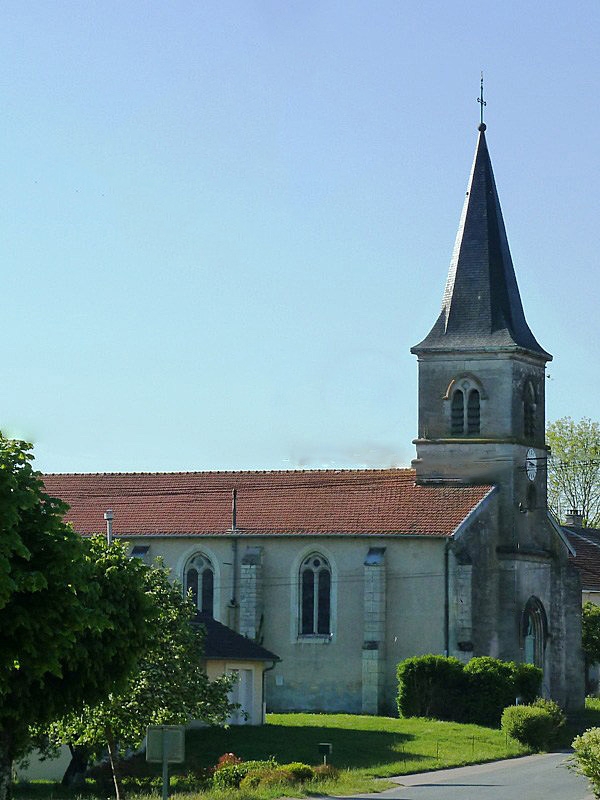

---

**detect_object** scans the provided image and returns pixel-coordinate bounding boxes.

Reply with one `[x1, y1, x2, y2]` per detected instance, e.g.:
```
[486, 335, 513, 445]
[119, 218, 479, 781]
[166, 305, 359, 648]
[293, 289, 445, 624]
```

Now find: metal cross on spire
[477, 72, 486, 127]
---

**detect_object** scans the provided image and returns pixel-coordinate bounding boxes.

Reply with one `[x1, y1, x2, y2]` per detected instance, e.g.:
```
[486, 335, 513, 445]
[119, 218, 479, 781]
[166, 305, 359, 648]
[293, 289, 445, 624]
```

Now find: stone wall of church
[124, 533, 448, 715]
[449, 497, 584, 711]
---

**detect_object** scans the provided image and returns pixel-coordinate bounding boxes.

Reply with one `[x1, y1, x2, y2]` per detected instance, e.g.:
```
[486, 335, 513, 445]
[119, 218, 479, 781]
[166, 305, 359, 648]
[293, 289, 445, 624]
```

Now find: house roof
[195, 613, 279, 663]
[563, 526, 600, 591]
[412, 124, 551, 360]
[42, 469, 493, 538]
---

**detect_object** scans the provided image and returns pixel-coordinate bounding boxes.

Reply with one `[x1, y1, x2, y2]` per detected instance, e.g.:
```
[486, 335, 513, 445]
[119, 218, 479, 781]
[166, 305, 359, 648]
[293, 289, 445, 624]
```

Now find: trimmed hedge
[501, 705, 555, 751]
[397, 654, 543, 726]
[397, 655, 466, 720]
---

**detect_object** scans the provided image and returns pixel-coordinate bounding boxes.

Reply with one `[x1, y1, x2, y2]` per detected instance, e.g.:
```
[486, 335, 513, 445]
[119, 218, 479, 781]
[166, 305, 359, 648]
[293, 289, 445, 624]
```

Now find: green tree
[546, 417, 600, 526]
[0, 434, 153, 800]
[582, 602, 600, 692]
[49, 563, 234, 800]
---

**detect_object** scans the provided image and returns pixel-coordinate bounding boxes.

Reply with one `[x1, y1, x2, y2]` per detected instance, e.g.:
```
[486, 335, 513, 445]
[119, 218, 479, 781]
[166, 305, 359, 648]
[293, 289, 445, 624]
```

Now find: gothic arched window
[467, 390, 480, 434]
[524, 382, 536, 440]
[448, 378, 482, 436]
[300, 553, 331, 635]
[185, 553, 215, 616]
[451, 390, 464, 435]
[521, 596, 547, 669]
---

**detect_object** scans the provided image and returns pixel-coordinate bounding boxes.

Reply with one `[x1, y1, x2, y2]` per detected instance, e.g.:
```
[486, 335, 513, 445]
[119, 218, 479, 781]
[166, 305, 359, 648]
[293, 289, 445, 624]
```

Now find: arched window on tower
[467, 390, 480, 434]
[451, 390, 465, 435]
[448, 377, 483, 437]
[300, 553, 331, 635]
[524, 382, 536, 440]
[184, 553, 215, 616]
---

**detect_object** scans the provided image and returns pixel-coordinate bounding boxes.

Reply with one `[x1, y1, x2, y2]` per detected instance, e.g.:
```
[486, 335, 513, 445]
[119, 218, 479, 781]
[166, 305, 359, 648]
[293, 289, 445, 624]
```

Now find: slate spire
[412, 124, 551, 360]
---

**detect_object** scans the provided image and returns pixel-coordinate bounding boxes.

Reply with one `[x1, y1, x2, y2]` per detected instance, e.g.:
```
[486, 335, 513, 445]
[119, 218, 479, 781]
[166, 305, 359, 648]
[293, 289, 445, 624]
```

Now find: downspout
[229, 489, 239, 627]
[444, 541, 450, 656]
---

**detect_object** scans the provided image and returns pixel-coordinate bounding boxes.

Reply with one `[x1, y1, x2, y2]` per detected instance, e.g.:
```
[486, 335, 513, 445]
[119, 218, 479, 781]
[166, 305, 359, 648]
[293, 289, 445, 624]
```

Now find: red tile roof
[564, 526, 600, 591]
[42, 469, 493, 538]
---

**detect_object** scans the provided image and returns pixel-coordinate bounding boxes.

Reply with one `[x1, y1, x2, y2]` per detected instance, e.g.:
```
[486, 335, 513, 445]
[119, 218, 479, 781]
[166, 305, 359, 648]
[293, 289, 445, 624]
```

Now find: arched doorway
[521, 596, 548, 668]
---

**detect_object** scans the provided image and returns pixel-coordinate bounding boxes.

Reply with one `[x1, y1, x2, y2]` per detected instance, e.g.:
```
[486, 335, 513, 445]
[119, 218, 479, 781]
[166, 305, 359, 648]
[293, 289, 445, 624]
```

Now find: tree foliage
[582, 602, 600, 667]
[546, 417, 600, 526]
[48, 563, 234, 799]
[0, 434, 153, 800]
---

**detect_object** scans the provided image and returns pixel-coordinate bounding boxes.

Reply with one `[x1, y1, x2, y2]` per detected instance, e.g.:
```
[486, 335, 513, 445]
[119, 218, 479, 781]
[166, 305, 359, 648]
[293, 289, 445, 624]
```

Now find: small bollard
[318, 742, 333, 766]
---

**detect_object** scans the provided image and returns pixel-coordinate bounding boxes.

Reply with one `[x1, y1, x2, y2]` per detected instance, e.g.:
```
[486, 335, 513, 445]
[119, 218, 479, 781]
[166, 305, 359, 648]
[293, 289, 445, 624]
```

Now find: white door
[227, 668, 254, 725]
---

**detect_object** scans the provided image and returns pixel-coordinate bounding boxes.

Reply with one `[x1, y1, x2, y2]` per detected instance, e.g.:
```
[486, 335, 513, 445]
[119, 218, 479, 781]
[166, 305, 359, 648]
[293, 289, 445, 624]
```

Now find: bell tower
[411, 121, 552, 547]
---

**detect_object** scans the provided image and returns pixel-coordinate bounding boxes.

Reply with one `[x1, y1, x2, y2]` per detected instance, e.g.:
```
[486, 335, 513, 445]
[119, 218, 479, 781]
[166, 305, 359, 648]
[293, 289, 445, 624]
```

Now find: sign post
[318, 742, 333, 766]
[146, 726, 185, 800]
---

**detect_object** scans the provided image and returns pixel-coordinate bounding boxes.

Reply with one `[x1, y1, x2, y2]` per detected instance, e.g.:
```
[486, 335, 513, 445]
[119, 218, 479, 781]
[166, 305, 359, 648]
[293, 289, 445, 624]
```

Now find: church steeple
[411, 120, 551, 487]
[412, 124, 551, 360]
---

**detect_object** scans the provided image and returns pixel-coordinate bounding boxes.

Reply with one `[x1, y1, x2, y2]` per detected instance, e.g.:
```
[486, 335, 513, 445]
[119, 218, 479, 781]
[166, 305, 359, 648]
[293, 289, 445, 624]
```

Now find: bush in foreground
[572, 727, 600, 796]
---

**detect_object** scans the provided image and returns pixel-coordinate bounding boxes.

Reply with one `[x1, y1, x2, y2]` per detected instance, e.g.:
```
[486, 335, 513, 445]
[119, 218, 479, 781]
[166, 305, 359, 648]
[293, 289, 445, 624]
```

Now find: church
[43, 120, 584, 716]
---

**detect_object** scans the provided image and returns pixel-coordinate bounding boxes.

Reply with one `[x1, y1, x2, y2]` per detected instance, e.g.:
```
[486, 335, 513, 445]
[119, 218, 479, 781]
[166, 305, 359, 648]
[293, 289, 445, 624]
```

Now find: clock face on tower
[526, 448, 537, 481]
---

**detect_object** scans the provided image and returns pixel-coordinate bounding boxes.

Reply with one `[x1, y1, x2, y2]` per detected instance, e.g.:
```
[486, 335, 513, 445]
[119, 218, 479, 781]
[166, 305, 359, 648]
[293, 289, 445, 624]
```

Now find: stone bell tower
[411, 121, 552, 550]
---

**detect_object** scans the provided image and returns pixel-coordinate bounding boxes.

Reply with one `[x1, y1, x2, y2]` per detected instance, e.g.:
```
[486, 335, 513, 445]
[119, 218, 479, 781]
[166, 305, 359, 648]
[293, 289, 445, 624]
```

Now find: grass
[14, 712, 531, 800]
[182, 712, 529, 777]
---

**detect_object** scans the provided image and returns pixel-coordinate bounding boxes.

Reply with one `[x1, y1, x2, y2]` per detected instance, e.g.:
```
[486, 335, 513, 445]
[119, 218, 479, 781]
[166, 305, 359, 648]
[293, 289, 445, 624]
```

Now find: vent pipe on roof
[104, 509, 114, 545]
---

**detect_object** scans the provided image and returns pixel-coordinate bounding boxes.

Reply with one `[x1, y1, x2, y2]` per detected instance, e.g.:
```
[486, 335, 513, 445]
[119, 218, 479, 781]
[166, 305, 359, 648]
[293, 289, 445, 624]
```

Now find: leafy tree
[0, 434, 153, 800]
[48, 563, 234, 800]
[582, 602, 600, 692]
[546, 417, 600, 526]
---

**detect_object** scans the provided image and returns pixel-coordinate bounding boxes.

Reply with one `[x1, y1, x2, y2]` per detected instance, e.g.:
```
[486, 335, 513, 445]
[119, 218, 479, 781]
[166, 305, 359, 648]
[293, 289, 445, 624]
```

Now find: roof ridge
[43, 467, 416, 477]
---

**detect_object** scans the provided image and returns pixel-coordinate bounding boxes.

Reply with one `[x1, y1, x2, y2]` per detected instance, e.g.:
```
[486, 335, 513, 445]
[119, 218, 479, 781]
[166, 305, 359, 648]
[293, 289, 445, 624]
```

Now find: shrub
[514, 662, 543, 704]
[255, 768, 295, 787]
[531, 698, 566, 743]
[397, 654, 543, 726]
[312, 764, 340, 782]
[212, 763, 246, 789]
[213, 757, 278, 790]
[239, 772, 262, 790]
[464, 657, 519, 726]
[215, 752, 243, 769]
[572, 727, 600, 796]
[279, 762, 314, 782]
[501, 705, 555, 751]
[397, 655, 466, 720]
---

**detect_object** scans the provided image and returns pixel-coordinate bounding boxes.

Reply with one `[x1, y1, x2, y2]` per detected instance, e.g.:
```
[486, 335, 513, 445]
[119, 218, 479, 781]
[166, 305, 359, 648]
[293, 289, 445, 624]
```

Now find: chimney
[565, 509, 584, 528]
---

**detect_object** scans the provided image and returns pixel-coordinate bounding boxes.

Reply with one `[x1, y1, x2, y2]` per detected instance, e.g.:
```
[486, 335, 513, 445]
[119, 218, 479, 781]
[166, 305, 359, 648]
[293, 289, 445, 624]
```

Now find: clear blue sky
[2, 1, 599, 473]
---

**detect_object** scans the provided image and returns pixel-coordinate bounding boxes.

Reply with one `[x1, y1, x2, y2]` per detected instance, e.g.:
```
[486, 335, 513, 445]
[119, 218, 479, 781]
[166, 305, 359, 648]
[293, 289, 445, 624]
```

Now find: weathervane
[477, 72, 486, 128]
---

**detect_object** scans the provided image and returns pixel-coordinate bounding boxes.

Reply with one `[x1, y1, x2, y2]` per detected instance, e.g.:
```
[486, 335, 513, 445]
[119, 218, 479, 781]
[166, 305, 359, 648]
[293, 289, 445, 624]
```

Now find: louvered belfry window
[451, 390, 464, 435]
[524, 382, 536, 440]
[467, 390, 480, 434]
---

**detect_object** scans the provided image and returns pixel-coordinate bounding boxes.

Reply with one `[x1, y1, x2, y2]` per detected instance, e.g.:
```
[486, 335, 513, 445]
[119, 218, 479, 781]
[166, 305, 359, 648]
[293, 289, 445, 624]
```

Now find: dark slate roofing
[412, 125, 551, 360]
[194, 613, 280, 662]
[42, 469, 493, 538]
[564, 526, 600, 591]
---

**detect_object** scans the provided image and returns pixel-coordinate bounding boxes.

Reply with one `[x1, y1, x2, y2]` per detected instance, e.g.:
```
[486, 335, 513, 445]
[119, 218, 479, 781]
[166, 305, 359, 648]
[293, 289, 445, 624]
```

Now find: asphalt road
[346, 753, 594, 800]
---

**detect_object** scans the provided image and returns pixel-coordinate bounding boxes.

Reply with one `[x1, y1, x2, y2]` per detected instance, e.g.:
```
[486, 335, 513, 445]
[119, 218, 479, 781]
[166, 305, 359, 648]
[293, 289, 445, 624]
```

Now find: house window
[300, 553, 331, 635]
[185, 553, 214, 616]
[524, 382, 536, 440]
[449, 381, 481, 436]
[521, 597, 547, 669]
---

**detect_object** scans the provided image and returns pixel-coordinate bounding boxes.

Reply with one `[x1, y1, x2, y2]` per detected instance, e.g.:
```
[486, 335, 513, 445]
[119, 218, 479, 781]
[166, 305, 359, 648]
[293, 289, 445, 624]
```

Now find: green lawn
[14, 712, 532, 799]
[182, 712, 529, 777]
